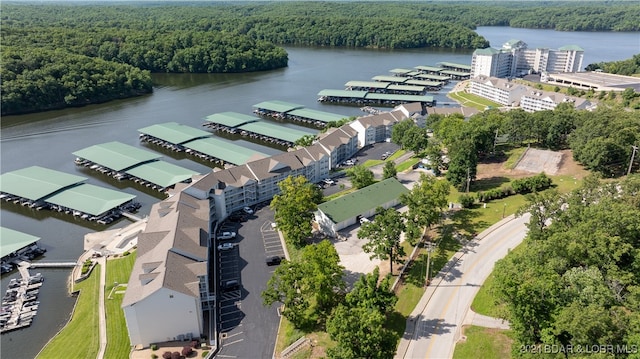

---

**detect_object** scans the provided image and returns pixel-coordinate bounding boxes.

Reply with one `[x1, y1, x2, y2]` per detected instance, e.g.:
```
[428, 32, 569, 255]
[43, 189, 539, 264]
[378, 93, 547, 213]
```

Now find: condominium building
[468, 76, 528, 107]
[471, 40, 584, 78]
[122, 191, 212, 347]
[520, 89, 594, 112]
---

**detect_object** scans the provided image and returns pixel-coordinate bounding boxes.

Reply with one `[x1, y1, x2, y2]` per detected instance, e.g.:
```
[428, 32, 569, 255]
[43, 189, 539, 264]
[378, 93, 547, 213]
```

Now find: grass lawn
[396, 158, 420, 172]
[449, 92, 501, 111]
[104, 252, 137, 359]
[453, 326, 514, 359]
[503, 147, 528, 169]
[470, 272, 507, 319]
[37, 266, 101, 359]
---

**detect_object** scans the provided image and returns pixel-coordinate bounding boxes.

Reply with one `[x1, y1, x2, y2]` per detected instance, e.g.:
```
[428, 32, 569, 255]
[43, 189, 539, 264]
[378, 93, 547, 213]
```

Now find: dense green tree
[358, 207, 406, 274]
[270, 176, 318, 248]
[390, 119, 415, 148]
[495, 175, 640, 352]
[445, 139, 478, 191]
[400, 173, 450, 244]
[262, 240, 345, 329]
[382, 161, 397, 180]
[294, 134, 316, 147]
[346, 165, 375, 189]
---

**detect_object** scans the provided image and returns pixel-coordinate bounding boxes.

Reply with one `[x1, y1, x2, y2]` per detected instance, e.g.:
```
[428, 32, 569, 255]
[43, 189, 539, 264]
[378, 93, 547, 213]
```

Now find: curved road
[396, 213, 530, 359]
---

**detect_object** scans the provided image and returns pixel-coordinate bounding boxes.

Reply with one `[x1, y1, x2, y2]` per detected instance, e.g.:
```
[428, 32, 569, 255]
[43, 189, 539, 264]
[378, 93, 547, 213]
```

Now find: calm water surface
[1, 27, 637, 358]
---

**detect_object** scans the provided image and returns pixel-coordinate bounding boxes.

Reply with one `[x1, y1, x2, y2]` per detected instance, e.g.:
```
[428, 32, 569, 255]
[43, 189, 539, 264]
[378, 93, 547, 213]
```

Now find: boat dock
[252, 100, 348, 128]
[1, 268, 44, 334]
[317, 89, 435, 108]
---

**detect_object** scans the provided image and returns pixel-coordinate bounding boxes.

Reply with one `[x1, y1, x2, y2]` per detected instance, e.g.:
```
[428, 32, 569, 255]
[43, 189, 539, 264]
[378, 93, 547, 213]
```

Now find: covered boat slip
[0, 166, 86, 203]
[138, 121, 211, 151]
[317, 89, 435, 107]
[253, 100, 347, 128]
[438, 61, 472, 72]
[183, 137, 271, 166]
[73, 141, 199, 191]
[345, 81, 427, 95]
[439, 69, 471, 80]
[202, 112, 260, 132]
[0, 166, 138, 223]
[45, 183, 138, 223]
[236, 121, 316, 147]
[1, 227, 40, 260]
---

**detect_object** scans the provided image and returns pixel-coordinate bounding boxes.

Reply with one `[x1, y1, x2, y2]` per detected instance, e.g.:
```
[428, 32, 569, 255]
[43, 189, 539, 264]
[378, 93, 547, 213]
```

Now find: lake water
[1, 26, 637, 358]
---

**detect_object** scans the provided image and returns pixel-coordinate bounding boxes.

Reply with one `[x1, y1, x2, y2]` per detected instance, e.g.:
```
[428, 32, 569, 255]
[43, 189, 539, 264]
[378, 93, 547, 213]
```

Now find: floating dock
[73, 141, 199, 192]
[317, 89, 435, 107]
[1, 270, 43, 334]
[0, 166, 139, 224]
[252, 101, 348, 128]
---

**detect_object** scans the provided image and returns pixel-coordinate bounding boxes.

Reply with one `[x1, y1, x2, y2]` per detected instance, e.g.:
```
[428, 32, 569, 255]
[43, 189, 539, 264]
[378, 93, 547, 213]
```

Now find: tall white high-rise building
[471, 39, 584, 78]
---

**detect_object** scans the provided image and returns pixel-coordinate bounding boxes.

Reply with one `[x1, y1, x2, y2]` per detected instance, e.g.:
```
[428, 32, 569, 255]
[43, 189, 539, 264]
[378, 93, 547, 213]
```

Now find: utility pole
[628, 145, 638, 175]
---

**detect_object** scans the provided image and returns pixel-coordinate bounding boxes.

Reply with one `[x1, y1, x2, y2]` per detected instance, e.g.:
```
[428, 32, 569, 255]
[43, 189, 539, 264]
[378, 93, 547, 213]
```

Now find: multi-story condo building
[468, 76, 528, 107]
[520, 89, 594, 112]
[122, 103, 434, 348]
[471, 40, 584, 78]
[469, 75, 594, 112]
[122, 190, 212, 347]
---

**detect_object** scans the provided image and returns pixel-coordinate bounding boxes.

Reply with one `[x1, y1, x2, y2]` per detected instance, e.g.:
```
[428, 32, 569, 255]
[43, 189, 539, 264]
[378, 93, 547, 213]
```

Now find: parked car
[360, 217, 371, 224]
[217, 243, 235, 251]
[243, 206, 254, 215]
[218, 231, 236, 240]
[222, 280, 240, 292]
[266, 256, 283, 266]
[381, 151, 391, 160]
[323, 178, 336, 185]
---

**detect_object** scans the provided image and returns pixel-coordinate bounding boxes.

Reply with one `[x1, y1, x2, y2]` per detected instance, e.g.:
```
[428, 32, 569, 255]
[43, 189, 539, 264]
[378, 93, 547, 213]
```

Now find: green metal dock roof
[253, 100, 305, 113]
[318, 89, 368, 99]
[438, 62, 472, 71]
[345, 81, 390, 89]
[317, 178, 408, 223]
[73, 142, 162, 171]
[415, 65, 443, 72]
[45, 183, 135, 216]
[372, 75, 408, 83]
[184, 137, 270, 165]
[204, 112, 260, 128]
[138, 122, 211, 145]
[389, 68, 414, 74]
[365, 93, 434, 102]
[0, 166, 86, 201]
[1, 227, 40, 258]
[440, 69, 471, 77]
[405, 79, 443, 87]
[387, 84, 426, 92]
[415, 73, 450, 81]
[125, 161, 198, 188]
[287, 108, 348, 123]
[237, 122, 315, 143]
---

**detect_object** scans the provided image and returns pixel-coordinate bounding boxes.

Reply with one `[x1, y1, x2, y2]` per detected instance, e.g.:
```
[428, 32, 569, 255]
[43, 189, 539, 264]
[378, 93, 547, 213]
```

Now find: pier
[1, 265, 44, 334]
[29, 261, 77, 269]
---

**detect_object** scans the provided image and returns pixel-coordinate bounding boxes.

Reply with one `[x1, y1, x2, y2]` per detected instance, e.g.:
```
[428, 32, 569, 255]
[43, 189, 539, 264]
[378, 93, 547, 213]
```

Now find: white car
[217, 243, 235, 251]
[243, 206, 254, 214]
[323, 178, 336, 185]
[218, 231, 236, 240]
[360, 217, 371, 224]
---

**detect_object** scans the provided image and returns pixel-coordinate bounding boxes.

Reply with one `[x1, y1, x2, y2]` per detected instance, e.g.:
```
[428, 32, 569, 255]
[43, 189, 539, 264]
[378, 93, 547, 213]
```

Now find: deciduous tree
[346, 165, 375, 189]
[270, 176, 319, 248]
[357, 207, 406, 274]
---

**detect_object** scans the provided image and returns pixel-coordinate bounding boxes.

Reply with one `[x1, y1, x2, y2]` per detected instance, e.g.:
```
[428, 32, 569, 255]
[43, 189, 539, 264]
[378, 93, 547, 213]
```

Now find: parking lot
[214, 205, 284, 358]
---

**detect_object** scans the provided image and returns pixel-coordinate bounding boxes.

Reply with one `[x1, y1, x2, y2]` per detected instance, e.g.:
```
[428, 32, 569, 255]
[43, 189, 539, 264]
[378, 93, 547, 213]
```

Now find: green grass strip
[104, 253, 136, 359]
[37, 266, 101, 359]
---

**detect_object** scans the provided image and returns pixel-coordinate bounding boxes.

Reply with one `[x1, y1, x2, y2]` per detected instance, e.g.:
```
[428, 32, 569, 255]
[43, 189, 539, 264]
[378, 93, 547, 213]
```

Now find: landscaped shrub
[171, 352, 181, 359]
[162, 352, 172, 359]
[511, 173, 552, 194]
[151, 344, 158, 351]
[182, 346, 193, 356]
[459, 194, 475, 208]
[190, 340, 199, 348]
[201, 351, 209, 358]
[81, 259, 93, 275]
[123, 251, 131, 256]
[151, 354, 158, 359]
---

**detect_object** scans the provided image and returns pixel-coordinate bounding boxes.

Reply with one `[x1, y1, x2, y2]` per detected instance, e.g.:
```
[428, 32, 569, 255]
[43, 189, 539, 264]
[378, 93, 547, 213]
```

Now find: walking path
[463, 309, 510, 330]
[97, 256, 107, 359]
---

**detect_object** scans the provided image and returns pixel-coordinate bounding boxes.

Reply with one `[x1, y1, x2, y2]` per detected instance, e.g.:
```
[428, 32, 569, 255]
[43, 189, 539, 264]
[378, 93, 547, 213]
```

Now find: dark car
[222, 280, 240, 292]
[266, 256, 282, 266]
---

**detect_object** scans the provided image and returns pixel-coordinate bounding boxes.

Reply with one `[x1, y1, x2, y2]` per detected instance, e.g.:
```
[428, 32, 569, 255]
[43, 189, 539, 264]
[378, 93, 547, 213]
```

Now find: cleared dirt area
[477, 149, 588, 180]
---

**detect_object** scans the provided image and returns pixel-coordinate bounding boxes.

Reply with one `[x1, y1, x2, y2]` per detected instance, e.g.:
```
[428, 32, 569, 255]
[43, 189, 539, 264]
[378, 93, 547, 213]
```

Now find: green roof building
[0, 227, 40, 259]
[315, 178, 409, 237]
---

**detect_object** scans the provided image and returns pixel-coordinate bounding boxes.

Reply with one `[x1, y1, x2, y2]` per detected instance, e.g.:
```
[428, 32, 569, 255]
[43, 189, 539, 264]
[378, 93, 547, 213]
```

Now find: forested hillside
[586, 54, 640, 76]
[2, 1, 637, 115]
[494, 175, 640, 356]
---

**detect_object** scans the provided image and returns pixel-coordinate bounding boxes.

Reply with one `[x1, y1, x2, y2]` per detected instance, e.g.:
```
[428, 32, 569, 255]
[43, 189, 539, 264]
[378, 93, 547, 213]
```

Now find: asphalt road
[397, 213, 531, 359]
